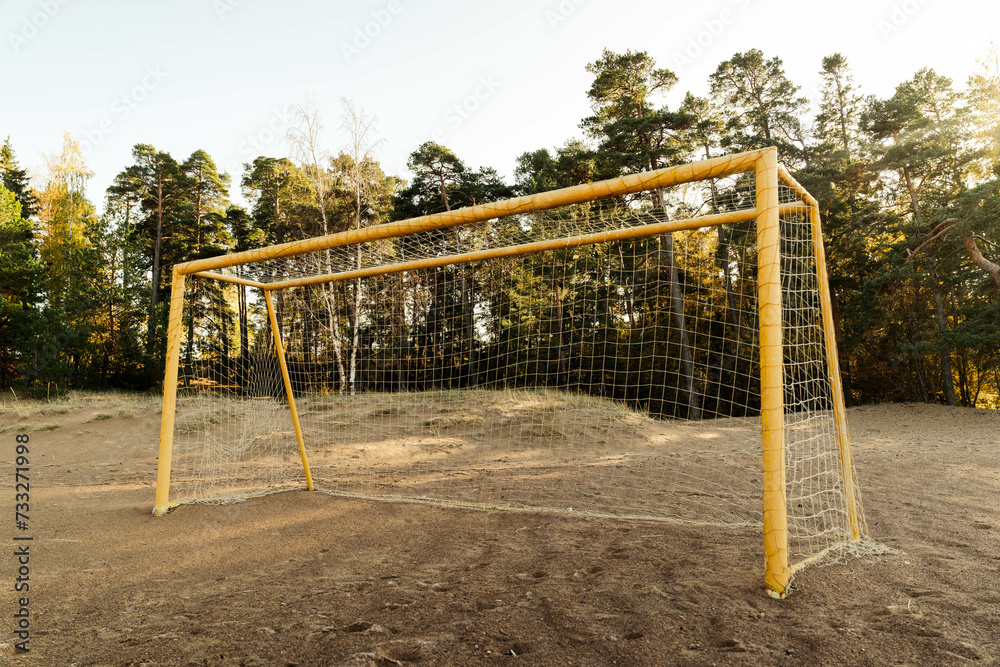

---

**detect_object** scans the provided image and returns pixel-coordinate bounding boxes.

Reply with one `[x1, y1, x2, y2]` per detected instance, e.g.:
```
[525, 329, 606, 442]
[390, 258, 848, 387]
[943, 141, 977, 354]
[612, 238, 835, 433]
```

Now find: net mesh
[167, 173, 868, 568]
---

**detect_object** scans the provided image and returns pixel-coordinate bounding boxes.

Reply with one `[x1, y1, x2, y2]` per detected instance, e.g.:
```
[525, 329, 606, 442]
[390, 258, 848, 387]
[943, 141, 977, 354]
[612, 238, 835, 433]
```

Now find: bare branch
[340, 98, 385, 230]
[962, 233, 1000, 290]
[975, 234, 1000, 251]
[285, 95, 333, 233]
[286, 96, 327, 168]
[905, 218, 957, 261]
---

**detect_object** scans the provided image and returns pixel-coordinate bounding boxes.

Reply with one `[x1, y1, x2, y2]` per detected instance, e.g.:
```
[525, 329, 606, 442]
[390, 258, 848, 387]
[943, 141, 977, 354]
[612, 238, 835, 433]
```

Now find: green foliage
[583, 49, 694, 178]
[853, 66, 1000, 406]
[514, 140, 595, 196]
[815, 54, 864, 154]
[394, 142, 513, 218]
[967, 46, 1000, 166]
[242, 155, 338, 242]
[709, 49, 808, 158]
[2, 47, 998, 409]
[0, 185, 42, 387]
[0, 186, 38, 308]
[0, 138, 37, 219]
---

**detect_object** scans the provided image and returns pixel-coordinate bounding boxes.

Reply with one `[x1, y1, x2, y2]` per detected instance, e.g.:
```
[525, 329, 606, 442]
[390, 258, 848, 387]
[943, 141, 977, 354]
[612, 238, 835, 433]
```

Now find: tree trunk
[616, 243, 636, 334]
[102, 257, 114, 386]
[395, 273, 406, 391]
[453, 229, 474, 387]
[429, 271, 440, 388]
[956, 349, 971, 407]
[349, 243, 362, 395]
[348, 189, 364, 395]
[322, 258, 347, 393]
[706, 151, 742, 411]
[913, 353, 929, 402]
[662, 231, 701, 420]
[654, 188, 700, 419]
[183, 199, 203, 389]
[709, 175, 740, 332]
[238, 281, 249, 393]
[552, 271, 568, 384]
[829, 288, 853, 406]
[327, 294, 347, 394]
[184, 285, 195, 388]
[349, 277, 362, 395]
[147, 177, 165, 353]
[961, 233, 1000, 289]
[901, 159, 958, 407]
[928, 263, 958, 406]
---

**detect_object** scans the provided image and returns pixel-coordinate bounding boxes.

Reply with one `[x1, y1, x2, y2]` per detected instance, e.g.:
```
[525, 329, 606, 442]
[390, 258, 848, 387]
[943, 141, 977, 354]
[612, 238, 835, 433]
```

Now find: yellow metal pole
[192, 271, 268, 289]
[265, 204, 804, 292]
[775, 166, 817, 209]
[755, 148, 791, 598]
[172, 150, 769, 277]
[153, 268, 187, 516]
[808, 204, 862, 542]
[263, 289, 315, 492]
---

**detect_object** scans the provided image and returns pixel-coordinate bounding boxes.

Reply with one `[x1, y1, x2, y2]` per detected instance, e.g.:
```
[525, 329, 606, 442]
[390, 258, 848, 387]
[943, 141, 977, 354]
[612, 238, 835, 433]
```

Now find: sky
[0, 0, 995, 210]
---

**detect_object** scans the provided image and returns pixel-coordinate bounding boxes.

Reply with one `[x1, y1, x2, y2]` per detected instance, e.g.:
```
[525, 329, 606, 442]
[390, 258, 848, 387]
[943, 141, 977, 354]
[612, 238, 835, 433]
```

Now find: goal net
[154, 149, 869, 597]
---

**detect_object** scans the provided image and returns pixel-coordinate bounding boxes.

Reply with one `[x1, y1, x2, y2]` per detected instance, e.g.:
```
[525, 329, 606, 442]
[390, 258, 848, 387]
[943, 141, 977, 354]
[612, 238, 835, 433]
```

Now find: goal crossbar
[193, 202, 805, 293]
[172, 150, 767, 277]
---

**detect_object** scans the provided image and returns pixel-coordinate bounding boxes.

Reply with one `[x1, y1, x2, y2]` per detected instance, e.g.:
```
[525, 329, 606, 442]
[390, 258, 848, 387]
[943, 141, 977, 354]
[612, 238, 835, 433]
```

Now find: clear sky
[0, 0, 995, 209]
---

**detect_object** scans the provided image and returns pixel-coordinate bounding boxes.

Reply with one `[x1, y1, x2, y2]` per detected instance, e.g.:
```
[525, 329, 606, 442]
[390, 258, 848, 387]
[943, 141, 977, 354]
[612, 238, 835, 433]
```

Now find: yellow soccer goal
[153, 147, 868, 598]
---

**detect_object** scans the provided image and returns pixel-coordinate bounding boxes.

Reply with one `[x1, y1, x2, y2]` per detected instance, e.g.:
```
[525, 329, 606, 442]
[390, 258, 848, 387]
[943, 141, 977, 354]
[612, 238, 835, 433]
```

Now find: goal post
[262, 288, 315, 493]
[153, 147, 867, 598]
[755, 148, 791, 595]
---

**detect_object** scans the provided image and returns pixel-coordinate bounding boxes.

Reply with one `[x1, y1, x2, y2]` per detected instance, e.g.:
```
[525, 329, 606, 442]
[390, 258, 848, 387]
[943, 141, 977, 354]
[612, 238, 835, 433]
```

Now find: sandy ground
[0, 394, 998, 666]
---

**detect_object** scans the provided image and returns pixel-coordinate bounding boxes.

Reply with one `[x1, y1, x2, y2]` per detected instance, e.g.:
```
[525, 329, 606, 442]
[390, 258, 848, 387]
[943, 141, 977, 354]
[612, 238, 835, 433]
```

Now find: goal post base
[766, 585, 790, 600]
[152, 502, 177, 517]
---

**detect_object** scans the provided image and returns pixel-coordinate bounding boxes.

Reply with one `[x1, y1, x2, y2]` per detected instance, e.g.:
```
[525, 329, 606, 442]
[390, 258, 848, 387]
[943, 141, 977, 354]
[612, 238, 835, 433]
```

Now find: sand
[1, 394, 998, 666]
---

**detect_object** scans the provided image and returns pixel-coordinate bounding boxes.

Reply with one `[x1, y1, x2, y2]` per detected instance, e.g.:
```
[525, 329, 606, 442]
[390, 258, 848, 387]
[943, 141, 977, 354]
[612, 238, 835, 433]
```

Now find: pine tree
[861, 69, 983, 405]
[583, 48, 695, 181]
[815, 54, 864, 154]
[967, 43, 1000, 166]
[709, 49, 808, 160]
[583, 48, 701, 419]
[178, 150, 232, 386]
[241, 156, 312, 244]
[0, 185, 42, 387]
[114, 144, 185, 353]
[0, 138, 38, 219]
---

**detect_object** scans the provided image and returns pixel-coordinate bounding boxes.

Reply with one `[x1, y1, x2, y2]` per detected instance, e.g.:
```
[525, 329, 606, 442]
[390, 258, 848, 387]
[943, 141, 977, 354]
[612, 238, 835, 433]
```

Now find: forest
[1, 47, 998, 409]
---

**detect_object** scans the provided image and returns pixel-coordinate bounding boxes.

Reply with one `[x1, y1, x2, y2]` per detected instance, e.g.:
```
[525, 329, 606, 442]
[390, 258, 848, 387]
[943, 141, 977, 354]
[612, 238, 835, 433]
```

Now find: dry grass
[422, 413, 482, 428]
[84, 408, 140, 422]
[0, 389, 160, 421]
